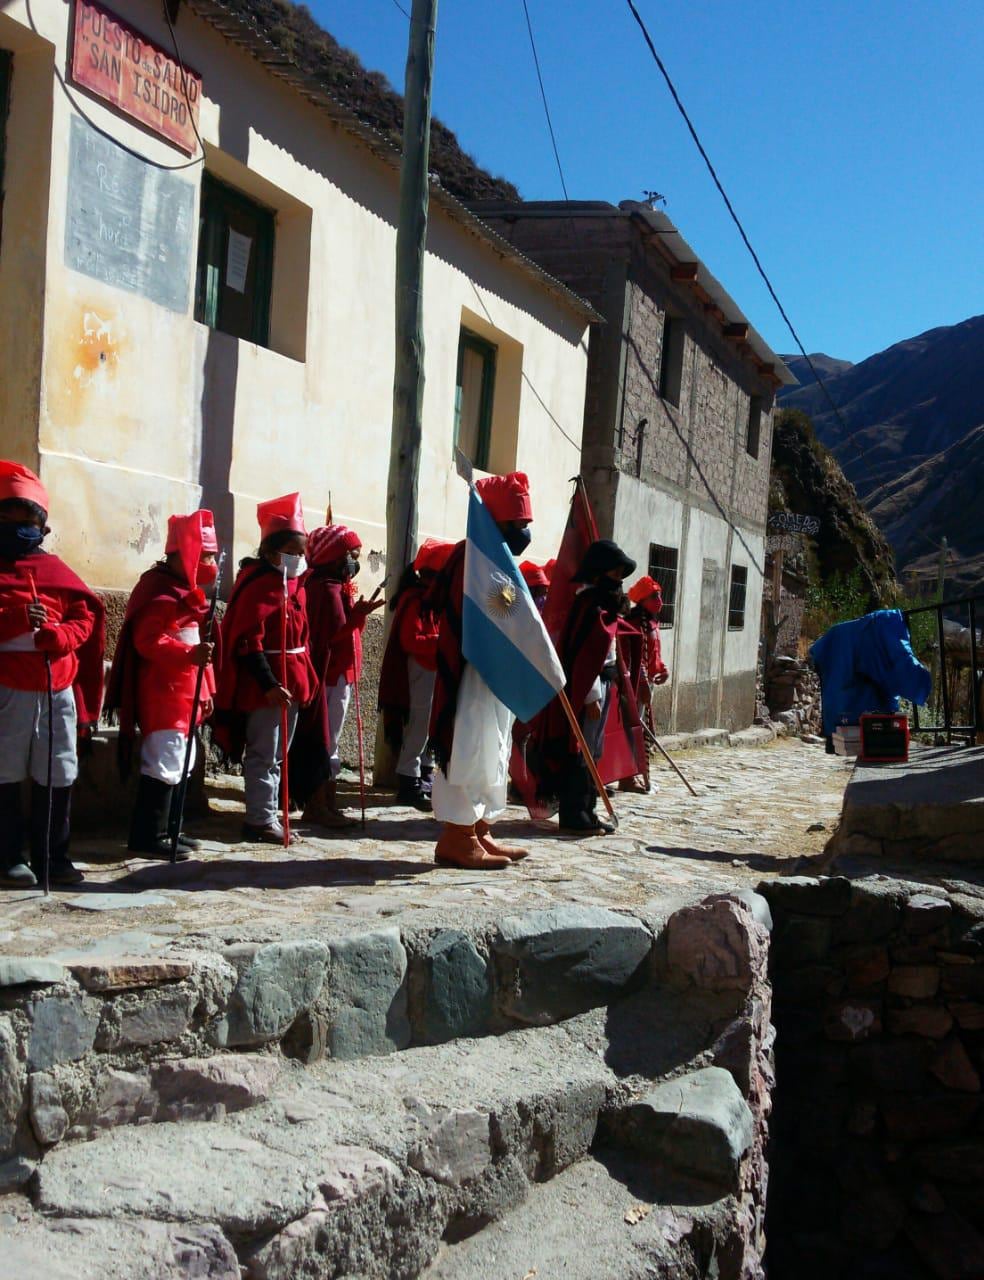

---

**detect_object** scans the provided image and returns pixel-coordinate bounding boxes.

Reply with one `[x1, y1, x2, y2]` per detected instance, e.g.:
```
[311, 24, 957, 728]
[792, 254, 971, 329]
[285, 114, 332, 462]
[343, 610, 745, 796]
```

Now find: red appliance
[859, 713, 910, 763]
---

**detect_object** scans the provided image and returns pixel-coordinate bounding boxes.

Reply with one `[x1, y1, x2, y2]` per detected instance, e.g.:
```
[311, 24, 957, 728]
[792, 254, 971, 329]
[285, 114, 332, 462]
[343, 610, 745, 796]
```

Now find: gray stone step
[423, 1151, 742, 1280]
[11, 977, 763, 1280]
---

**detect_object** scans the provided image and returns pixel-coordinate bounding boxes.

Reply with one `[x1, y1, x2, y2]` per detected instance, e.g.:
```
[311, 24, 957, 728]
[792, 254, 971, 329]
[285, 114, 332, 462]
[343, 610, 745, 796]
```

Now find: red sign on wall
[70, 0, 202, 155]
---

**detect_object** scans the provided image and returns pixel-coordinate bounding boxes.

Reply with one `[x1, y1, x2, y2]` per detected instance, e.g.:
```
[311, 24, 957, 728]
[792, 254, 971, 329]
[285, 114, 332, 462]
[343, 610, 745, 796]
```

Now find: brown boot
[435, 823, 509, 870]
[302, 781, 358, 829]
[475, 820, 528, 862]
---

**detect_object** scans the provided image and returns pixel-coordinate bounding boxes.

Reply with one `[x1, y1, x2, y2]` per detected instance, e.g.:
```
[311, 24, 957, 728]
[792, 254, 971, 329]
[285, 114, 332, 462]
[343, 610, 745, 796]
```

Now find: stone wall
[760, 876, 984, 1280]
[763, 656, 822, 738]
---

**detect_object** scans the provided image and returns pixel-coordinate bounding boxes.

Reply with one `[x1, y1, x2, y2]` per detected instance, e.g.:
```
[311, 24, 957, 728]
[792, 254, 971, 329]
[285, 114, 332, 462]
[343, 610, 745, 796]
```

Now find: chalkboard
[64, 115, 195, 313]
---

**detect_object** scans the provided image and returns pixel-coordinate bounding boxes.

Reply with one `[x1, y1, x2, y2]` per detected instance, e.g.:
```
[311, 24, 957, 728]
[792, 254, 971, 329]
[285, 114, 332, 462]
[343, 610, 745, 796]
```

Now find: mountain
[868, 423, 984, 596]
[770, 408, 897, 605]
[210, 0, 520, 203]
[780, 353, 854, 387]
[778, 315, 984, 500]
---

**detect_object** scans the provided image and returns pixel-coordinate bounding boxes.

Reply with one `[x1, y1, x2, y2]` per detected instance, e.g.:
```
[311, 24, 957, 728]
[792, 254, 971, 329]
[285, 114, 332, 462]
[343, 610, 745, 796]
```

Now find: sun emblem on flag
[487, 570, 518, 618]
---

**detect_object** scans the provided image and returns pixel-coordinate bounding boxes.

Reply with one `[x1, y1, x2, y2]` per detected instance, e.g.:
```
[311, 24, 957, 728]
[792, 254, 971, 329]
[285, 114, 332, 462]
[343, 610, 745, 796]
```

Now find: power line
[623, 0, 856, 448]
[520, 0, 570, 200]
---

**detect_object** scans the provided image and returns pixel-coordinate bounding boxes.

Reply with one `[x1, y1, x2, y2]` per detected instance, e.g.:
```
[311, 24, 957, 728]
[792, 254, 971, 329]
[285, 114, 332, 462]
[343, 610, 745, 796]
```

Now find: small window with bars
[728, 564, 748, 630]
[648, 543, 679, 628]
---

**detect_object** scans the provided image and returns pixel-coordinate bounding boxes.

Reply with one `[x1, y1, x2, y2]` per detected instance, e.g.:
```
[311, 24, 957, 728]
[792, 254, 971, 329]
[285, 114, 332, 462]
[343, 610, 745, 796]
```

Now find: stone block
[841, 944, 891, 991]
[887, 1005, 954, 1038]
[930, 1038, 981, 1093]
[881, 1095, 978, 1143]
[0, 1017, 23, 1154]
[772, 915, 832, 968]
[615, 1066, 753, 1196]
[70, 958, 193, 992]
[281, 1010, 329, 1065]
[949, 1002, 984, 1031]
[4, 1217, 240, 1280]
[27, 994, 99, 1071]
[220, 941, 329, 1049]
[851, 1040, 932, 1092]
[103, 988, 197, 1050]
[328, 928, 409, 1059]
[940, 964, 984, 1001]
[28, 1072, 68, 1146]
[152, 1056, 279, 1122]
[906, 1208, 984, 1280]
[664, 896, 766, 994]
[888, 966, 941, 999]
[418, 930, 493, 1044]
[0, 1155, 35, 1192]
[762, 877, 852, 918]
[407, 1100, 492, 1186]
[834, 884, 903, 943]
[89, 1068, 156, 1132]
[0, 958, 65, 987]
[495, 906, 652, 1023]
[905, 894, 953, 935]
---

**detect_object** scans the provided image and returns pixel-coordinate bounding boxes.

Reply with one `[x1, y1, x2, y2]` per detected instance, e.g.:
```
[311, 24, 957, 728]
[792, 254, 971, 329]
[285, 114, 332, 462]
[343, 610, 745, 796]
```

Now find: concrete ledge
[828, 745, 984, 864]
[658, 724, 776, 753]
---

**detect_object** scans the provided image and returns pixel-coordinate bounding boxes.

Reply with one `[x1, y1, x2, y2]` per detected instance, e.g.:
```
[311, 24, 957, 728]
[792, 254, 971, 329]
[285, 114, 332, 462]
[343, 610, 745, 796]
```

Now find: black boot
[396, 774, 432, 812]
[0, 782, 35, 889]
[557, 760, 613, 835]
[128, 776, 189, 861]
[30, 784, 83, 886]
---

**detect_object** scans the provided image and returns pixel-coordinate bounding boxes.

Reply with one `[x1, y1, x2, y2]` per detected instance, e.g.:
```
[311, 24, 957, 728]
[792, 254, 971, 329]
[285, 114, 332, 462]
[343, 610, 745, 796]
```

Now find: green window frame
[454, 329, 497, 471]
[0, 50, 12, 243]
[195, 173, 275, 347]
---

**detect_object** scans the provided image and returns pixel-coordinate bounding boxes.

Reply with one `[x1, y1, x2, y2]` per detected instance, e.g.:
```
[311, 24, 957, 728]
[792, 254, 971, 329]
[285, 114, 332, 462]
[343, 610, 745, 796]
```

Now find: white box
[833, 725, 862, 757]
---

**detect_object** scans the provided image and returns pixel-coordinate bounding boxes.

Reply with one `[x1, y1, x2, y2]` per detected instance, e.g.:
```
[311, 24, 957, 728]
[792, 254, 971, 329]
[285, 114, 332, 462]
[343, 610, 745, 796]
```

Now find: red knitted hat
[0, 461, 48, 513]
[628, 574, 662, 604]
[520, 560, 550, 589]
[414, 538, 455, 573]
[307, 524, 361, 566]
[475, 471, 532, 523]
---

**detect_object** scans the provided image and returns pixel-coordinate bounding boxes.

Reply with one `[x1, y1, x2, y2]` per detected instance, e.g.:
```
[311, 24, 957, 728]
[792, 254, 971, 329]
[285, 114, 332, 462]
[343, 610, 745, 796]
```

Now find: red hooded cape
[104, 566, 218, 780]
[378, 584, 425, 752]
[426, 541, 467, 772]
[0, 551, 105, 729]
[213, 561, 316, 761]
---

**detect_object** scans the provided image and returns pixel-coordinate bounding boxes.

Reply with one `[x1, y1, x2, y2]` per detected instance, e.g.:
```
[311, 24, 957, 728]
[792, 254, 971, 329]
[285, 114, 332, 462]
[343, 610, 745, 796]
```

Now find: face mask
[0, 524, 44, 560]
[279, 552, 307, 579]
[343, 553, 361, 581]
[197, 561, 218, 587]
[503, 526, 532, 556]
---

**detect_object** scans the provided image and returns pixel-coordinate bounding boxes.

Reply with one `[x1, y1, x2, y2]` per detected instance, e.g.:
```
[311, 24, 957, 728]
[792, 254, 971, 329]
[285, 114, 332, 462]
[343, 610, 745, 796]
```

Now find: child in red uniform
[378, 537, 454, 811]
[625, 575, 670, 698]
[292, 524, 382, 827]
[520, 560, 551, 613]
[214, 494, 318, 844]
[0, 462, 104, 887]
[105, 511, 219, 859]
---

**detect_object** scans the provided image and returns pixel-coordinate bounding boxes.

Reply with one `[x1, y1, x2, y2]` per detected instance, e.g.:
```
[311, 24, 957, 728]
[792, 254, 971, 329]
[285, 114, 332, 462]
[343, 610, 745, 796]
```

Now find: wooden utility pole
[376, 0, 438, 785]
[386, 0, 438, 587]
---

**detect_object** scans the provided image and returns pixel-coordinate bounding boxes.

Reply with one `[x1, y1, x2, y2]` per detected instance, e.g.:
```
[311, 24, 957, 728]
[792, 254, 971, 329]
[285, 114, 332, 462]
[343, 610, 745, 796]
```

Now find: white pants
[396, 659, 436, 779]
[140, 730, 195, 786]
[0, 685, 78, 787]
[431, 664, 514, 826]
[244, 704, 299, 827]
[326, 676, 352, 781]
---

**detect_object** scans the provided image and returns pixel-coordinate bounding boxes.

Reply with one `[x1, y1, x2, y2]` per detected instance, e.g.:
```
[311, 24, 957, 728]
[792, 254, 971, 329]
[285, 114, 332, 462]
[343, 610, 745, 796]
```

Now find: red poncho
[378, 584, 439, 752]
[0, 551, 105, 729]
[213, 561, 317, 760]
[426, 541, 467, 772]
[105, 566, 219, 779]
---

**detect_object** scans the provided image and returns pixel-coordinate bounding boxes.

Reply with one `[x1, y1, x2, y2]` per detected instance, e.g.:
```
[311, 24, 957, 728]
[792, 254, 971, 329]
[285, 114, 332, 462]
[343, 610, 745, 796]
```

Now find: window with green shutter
[454, 328, 497, 471]
[195, 173, 275, 347]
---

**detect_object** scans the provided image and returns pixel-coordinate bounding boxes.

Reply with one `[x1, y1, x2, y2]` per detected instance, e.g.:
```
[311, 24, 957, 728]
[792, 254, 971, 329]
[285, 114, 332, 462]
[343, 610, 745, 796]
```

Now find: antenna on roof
[643, 190, 666, 209]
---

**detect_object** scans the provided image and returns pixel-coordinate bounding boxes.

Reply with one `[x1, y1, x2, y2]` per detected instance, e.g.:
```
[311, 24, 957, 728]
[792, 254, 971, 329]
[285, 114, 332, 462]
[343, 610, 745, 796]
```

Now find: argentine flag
[461, 485, 566, 722]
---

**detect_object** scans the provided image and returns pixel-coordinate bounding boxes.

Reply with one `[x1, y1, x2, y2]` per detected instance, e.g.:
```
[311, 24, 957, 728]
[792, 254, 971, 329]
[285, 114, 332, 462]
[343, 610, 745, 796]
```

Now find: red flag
[541, 477, 599, 643]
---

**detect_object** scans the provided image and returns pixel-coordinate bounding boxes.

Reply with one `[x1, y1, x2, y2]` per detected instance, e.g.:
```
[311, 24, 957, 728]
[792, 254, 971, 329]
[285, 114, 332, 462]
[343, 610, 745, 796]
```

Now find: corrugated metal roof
[184, 0, 601, 323]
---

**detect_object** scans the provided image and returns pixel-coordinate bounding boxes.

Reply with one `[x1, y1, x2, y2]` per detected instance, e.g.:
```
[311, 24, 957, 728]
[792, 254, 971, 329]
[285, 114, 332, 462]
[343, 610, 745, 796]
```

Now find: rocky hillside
[868, 422, 984, 596]
[770, 408, 897, 606]
[778, 314, 984, 500]
[210, 0, 520, 202]
[780, 352, 853, 387]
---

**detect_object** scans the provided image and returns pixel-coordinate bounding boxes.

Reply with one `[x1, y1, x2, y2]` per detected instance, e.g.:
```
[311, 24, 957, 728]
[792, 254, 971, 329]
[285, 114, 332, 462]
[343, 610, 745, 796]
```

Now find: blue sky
[311, 0, 983, 365]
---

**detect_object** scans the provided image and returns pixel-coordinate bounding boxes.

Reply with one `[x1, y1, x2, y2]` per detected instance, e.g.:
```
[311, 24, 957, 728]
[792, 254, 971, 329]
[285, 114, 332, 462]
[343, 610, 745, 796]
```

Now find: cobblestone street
[0, 739, 851, 958]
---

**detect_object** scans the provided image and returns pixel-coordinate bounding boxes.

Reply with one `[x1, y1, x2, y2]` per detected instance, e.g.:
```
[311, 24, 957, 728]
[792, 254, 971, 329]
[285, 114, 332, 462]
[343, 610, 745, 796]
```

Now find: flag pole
[280, 566, 291, 848]
[557, 688, 618, 826]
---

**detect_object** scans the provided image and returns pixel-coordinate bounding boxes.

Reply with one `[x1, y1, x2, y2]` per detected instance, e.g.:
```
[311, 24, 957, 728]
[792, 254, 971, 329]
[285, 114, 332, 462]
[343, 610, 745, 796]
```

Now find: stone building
[0, 0, 593, 596]
[470, 200, 796, 732]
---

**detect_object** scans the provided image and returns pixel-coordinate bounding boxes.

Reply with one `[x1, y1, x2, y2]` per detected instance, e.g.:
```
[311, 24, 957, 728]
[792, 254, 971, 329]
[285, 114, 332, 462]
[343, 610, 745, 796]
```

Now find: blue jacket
[810, 609, 931, 737]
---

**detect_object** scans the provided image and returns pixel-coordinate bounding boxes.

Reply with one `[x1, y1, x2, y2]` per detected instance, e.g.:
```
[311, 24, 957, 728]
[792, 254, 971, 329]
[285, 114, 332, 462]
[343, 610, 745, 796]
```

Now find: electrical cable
[161, 0, 209, 162]
[623, 0, 860, 454]
[520, 0, 570, 200]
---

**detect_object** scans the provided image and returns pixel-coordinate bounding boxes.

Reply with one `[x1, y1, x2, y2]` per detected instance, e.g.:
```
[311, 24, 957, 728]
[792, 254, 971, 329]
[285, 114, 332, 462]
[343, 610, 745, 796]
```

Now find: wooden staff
[642, 719, 699, 798]
[557, 688, 618, 826]
[280, 566, 291, 848]
[24, 567, 53, 895]
[353, 671, 367, 829]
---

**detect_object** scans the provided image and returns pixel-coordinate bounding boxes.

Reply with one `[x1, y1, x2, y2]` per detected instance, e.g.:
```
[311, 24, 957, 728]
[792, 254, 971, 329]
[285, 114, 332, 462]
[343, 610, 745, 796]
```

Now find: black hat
[572, 539, 637, 584]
